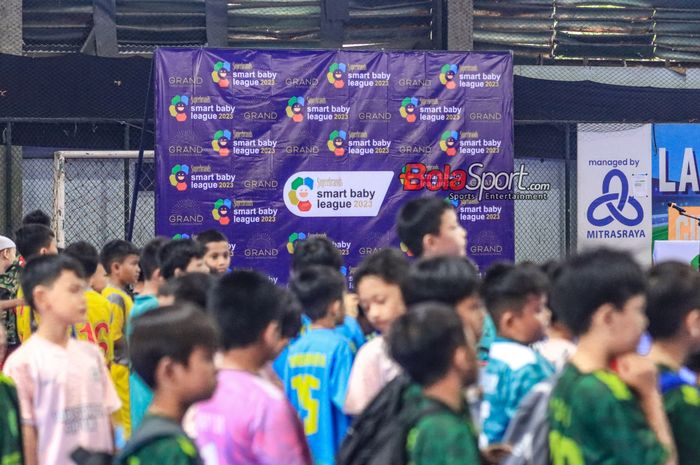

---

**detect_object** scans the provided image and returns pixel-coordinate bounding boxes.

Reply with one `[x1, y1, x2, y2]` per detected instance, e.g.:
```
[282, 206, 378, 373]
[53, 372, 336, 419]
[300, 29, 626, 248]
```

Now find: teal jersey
[283, 328, 354, 465]
[480, 337, 554, 445]
[301, 315, 365, 353]
[478, 314, 497, 363]
[127, 294, 159, 430]
[549, 363, 668, 465]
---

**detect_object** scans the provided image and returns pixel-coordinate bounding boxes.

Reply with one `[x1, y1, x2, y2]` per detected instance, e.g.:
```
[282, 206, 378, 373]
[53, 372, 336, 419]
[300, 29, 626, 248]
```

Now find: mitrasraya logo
[169, 95, 189, 122]
[286, 97, 305, 122]
[327, 63, 347, 89]
[440, 130, 459, 156]
[212, 130, 232, 156]
[172, 233, 191, 240]
[287, 177, 314, 212]
[440, 64, 458, 89]
[327, 130, 347, 156]
[399, 242, 414, 257]
[169, 164, 190, 191]
[211, 61, 231, 88]
[400, 97, 419, 123]
[212, 198, 233, 225]
[286, 232, 307, 254]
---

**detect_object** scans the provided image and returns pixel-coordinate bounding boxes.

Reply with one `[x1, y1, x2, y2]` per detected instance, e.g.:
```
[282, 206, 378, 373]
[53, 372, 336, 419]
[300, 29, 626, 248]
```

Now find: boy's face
[184, 256, 210, 275]
[511, 293, 550, 344]
[114, 254, 140, 286]
[203, 241, 231, 275]
[608, 294, 647, 355]
[424, 209, 467, 258]
[176, 346, 218, 405]
[356, 276, 405, 334]
[35, 270, 87, 325]
[455, 293, 486, 346]
[41, 239, 59, 256]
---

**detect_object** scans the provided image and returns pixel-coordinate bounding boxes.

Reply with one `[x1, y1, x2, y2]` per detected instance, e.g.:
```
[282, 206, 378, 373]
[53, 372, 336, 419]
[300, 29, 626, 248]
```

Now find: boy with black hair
[291, 236, 365, 353]
[646, 261, 700, 465]
[158, 238, 209, 280]
[548, 249, 675, 465]
[14, 224, 58, 343]
[387, 302, 480, 465]
[193, 271, 312, 465]
[63, 241, 113, 362]
[345, 248, 408, 415]
[480, 263, 553, 446]
[101, 239, 140, 439]
[117, 304, 218, 465]
[195, 229, 231, 275]
[402, 256, 485, 349]
[157, 272, 216, 310]
[396, 197, 466, 259]
[21, 210, 51, 227]
[286, 265, 355, 465]
[5, 255, 120, 465]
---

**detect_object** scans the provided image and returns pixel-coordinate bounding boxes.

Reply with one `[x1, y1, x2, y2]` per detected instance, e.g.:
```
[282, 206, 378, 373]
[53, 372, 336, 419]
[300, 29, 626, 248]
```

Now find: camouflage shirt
[0, 259, 22, 347]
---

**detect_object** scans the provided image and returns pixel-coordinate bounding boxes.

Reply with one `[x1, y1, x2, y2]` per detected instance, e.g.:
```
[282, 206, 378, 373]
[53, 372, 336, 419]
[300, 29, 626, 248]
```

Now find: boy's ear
[591, 303, 616, 329]
[685, 309, 700, 339]
[155, 356, 178, 388]
[261, 321, 281, 348]
[422, 233, 436, 254]
[32, 285, 50, 310]
[173, 267, 185, 278]
[152, 268, 164, 283]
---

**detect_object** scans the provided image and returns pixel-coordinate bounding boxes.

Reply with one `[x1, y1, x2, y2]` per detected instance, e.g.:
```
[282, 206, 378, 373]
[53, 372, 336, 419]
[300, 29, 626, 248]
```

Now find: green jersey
[119, 415, 203, 465]
[0, 373, 23, 465]
[548, 363, 668, 465]
[404, 385, 480, 465]
[658, 364, 700, 465]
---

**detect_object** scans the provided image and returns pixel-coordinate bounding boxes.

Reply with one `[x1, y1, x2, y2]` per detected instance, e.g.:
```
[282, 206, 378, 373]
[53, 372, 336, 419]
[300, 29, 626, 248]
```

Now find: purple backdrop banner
[155, 48, 514, 285]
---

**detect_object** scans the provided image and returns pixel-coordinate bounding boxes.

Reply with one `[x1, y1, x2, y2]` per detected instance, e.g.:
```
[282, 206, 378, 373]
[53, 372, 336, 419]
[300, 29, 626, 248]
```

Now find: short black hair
[291, 236, 343, 272]
[402, 256, 480, 307]
[63, 241, 99, 276]
[397, 197, 453, 257]
[21, 254, 85, 310]
[279, 288, 303, 339]
[130, 303, 219, 389]
[290, 265, 346, 321]
[482, 262, 549, 328]
[388, 302, 466, 386]
[140, 237, 169, 280]
[14, 224, 55, 259]
[158, 238, 205, 279]
[196, 229, 229, 246]
[550, 249, 646, 337]
[207, 270, 285, 349]
[159, 272, 215, 310]
[100, 239, 139, 274]
[354, 248, 410, 288]
[647, 261, 700, 340]
[22, 210, 51, 227]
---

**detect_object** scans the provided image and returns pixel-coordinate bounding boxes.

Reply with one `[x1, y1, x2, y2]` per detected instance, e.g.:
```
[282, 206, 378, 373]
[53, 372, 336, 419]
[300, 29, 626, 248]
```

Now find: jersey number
[549, 431, 584, 465]
[291, 374, 320, 435]
[76, 322, 110, 358]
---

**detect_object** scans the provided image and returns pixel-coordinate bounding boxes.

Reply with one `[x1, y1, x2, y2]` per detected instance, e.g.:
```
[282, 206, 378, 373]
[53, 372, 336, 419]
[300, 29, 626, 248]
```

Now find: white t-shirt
[344, 336, 401, 415]
[4, 335, 120, 465]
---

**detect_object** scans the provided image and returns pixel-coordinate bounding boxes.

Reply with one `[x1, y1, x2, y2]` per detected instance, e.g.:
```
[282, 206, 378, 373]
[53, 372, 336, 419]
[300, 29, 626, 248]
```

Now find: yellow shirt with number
[73, 289, 114, 365]
[102, 285, 134, 438]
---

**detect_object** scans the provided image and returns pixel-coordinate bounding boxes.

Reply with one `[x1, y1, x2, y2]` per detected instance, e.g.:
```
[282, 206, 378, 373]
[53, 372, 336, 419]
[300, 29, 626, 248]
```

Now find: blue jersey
[126, 294, 159, 430]
[480, 337, 554, 445]
[479, 314, 497, 363]
[283, 328, 354, 465]
[300, 315, 366, 353]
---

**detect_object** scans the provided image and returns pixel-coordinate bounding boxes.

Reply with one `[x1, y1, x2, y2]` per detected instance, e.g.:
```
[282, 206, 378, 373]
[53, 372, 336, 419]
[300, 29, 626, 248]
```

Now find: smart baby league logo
[400, 97, 419, 123]
[440, 64, 458, 89]
[211, 61, 231, 88]
[169, 165, 189, 191]
[327, 63, 347, 89]
[212, 130, 232, 156]
[287, 232, 307, 254]
[288, 177, 314, 212]
[169, 96, 189, 122]
[286, 97, 305, 122]
[440, 131, 459, 156]
[212, 199, 233, 225]
[328, 130, 347, 156]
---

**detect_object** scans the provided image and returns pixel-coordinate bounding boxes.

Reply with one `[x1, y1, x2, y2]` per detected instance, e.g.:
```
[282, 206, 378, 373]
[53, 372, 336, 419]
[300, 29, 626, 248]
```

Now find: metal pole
[4, 122, 11, 234]
[564, 123, 572, 256]
[127, 58, 154, 242]
[123, 126, 130, 239]
[446, 0, 473, 51]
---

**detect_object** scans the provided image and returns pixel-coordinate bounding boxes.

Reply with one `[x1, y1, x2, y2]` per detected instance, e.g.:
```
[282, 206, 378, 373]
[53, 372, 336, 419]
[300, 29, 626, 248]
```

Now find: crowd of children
[0, 202, 699, 465]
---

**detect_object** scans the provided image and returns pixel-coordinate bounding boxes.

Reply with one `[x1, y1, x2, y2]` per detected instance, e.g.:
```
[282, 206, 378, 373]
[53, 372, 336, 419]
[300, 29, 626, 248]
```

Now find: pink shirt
[344, 336, 401, 415]
[3, 335, 120, 465]
[194, 369, 312, 465]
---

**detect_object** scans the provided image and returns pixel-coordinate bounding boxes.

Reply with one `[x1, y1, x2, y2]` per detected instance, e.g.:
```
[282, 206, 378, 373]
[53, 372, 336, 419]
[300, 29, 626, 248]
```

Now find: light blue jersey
[126, 293, 159, 430]
[480, 337, 554, 445]
[479, 314, 497, 363]
[283, 328, 354, 465]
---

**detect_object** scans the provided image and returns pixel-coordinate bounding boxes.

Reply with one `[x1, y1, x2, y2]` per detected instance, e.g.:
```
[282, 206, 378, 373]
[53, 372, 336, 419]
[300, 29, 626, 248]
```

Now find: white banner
[577, 124, 652, 264]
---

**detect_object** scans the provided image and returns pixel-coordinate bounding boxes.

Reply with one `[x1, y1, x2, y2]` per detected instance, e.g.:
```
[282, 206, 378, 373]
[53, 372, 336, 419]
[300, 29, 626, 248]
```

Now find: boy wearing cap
[0, 236, 21, 361]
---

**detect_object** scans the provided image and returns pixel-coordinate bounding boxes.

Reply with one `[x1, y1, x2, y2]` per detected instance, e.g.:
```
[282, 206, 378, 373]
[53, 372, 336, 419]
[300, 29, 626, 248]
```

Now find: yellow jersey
[15, 287, 35, 343]
[73, 290, 114, 365]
